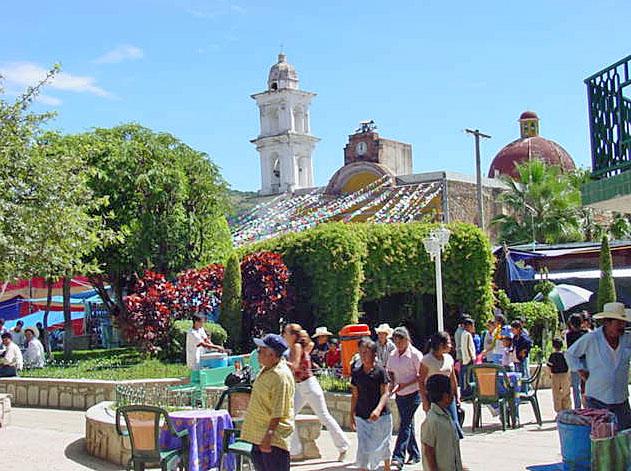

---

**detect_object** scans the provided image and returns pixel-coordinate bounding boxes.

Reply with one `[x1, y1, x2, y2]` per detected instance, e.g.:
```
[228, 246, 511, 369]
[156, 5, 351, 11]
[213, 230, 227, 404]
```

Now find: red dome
[488, 136, 575, 179]
[519, 111, 539, 120]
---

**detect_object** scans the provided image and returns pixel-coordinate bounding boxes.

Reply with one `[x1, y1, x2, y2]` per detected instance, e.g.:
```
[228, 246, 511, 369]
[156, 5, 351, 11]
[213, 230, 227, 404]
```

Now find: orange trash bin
[339, 324, 372, 377]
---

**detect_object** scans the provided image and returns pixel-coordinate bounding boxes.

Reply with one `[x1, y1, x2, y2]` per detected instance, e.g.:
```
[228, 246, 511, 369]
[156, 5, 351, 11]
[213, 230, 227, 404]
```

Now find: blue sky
[2, 1, 630, 191]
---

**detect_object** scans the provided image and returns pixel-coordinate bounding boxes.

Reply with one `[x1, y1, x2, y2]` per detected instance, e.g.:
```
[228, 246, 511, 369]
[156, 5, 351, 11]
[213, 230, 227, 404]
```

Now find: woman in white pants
[283, 325, 350, 461]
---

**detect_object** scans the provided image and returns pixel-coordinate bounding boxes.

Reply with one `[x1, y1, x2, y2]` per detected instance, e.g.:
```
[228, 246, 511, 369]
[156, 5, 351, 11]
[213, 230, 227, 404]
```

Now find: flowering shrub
[241, 251, 293, 341]
[122, 271, 179, 354]
[175, 264, 224, 320]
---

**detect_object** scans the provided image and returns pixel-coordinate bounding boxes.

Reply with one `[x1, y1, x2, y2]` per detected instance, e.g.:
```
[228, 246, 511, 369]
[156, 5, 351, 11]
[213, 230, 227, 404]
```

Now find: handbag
[224, 366, 252, 388]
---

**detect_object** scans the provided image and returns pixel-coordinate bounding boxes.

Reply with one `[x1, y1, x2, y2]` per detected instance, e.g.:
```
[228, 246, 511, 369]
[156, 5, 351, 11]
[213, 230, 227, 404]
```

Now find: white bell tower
[251, 53, 319, 195]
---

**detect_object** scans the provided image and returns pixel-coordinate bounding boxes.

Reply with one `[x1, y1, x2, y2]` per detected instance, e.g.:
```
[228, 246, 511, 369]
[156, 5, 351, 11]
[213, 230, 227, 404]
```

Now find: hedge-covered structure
[243, 221, 494, 335]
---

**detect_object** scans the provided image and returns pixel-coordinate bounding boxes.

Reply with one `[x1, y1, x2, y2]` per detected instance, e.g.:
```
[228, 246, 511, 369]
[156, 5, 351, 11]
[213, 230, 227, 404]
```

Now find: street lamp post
[423, 226, 451, 332]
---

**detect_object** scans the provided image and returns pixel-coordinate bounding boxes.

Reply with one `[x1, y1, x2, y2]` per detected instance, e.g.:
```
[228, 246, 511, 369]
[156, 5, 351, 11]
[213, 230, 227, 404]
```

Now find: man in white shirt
[0, 332, 23, 377]
[186, 315, 228, 370]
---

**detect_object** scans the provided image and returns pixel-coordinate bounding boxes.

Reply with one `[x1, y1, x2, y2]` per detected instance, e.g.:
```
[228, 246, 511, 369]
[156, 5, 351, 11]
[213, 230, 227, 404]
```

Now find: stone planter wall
[0, 393, 11, 428]
[0, 377, 183, 410]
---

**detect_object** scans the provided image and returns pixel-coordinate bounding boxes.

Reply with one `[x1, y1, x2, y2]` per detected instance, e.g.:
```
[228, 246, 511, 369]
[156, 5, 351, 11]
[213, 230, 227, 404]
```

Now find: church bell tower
[251, 53, 319, 195]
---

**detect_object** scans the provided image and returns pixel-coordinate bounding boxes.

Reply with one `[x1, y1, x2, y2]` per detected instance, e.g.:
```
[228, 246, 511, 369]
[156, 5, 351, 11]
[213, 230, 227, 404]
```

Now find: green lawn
[20, 348, 188, 381]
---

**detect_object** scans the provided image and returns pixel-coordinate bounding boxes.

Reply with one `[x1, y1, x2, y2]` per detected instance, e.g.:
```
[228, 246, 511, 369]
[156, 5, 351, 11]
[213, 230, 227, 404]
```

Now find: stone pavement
[2, 389, 566, 470]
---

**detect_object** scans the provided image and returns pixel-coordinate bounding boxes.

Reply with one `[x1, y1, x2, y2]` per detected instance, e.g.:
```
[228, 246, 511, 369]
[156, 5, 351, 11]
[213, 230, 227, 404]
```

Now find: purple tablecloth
[160, 409, 235, 471]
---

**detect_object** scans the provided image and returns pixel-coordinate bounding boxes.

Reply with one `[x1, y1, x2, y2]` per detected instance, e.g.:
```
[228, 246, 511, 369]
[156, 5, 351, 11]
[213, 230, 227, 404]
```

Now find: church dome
[488, 111, 576, 179]
[268, 53, 299, 91]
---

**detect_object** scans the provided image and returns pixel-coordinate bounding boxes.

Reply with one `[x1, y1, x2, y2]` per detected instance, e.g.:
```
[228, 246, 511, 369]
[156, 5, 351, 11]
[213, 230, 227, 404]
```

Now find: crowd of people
[0, 318, 46, 376]
[236, 300, 631, 471]
[239, 321, 482, 471]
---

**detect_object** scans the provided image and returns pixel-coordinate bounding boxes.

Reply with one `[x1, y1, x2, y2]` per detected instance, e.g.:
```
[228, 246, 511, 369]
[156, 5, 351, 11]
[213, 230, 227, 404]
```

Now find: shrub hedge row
[242, 221, 494, 334]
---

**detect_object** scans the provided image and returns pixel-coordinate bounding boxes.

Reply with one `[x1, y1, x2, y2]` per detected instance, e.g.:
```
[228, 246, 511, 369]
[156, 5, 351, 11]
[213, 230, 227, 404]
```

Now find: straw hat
[593, 302, 631, 323]
[312, 326, 334, 338]
[24, 326, 39, 338]
[375, 323, 394, 337]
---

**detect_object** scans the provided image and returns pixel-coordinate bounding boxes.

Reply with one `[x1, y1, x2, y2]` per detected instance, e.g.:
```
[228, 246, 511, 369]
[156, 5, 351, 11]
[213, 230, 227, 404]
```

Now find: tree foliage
[597, 235, 617, 311]
[492, 160, 583, 245]
[220, 252, 243, 350]
[62, 124, 231, 315]
[0, 67, 105, 281]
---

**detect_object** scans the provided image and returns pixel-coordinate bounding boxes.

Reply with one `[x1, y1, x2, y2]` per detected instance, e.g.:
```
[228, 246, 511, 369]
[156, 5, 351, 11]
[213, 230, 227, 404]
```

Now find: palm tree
[492, 160, 583, 245]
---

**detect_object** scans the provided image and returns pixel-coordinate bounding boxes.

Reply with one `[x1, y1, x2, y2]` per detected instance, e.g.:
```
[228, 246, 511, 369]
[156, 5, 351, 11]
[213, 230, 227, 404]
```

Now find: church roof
[488, 111, 576, 179]
[268, 53, 299, 90]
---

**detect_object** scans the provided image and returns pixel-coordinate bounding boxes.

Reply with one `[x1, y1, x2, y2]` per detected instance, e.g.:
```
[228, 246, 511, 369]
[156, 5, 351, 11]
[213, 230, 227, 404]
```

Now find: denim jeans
[448, 397, 464, 439]
[459, 363, 472, 397]
[570, 371, 582, 409]
[392, 391, 421, 464]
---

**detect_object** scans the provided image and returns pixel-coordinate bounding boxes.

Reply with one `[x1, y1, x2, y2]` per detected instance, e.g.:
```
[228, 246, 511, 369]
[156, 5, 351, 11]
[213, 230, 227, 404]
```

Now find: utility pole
[465, 129, 491, 231]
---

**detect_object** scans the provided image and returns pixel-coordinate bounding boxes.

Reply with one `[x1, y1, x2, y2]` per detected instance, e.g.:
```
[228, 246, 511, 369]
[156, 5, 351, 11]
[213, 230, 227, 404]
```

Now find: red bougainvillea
[122, 271, 179, 354]
[175, 264, 224, 320]
[241, 251, 293, 338]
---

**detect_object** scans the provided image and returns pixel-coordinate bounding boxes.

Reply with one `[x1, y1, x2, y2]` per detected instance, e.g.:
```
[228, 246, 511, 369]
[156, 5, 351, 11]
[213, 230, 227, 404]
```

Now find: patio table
[160, 409, 236, 471]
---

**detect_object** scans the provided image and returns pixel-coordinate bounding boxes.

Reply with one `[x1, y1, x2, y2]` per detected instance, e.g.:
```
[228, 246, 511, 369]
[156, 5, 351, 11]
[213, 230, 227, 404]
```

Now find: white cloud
[0, 62, 111, 99]
[36, 94, 62, 106]
[93, 44, 144, 64]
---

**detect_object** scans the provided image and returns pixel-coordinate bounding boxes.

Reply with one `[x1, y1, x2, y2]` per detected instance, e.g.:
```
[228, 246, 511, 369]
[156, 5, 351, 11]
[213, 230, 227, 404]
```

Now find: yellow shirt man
[241, 356, 295, 451]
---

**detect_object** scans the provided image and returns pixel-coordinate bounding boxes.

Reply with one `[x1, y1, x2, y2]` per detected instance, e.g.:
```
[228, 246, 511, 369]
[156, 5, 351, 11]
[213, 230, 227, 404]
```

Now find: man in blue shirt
[566, 302, 631, 430]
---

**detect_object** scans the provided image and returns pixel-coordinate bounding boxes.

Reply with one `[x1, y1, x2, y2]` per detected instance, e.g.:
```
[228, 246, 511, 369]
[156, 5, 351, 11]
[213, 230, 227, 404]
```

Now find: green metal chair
[220, 428, 253, 471]
[115, 405, 189, 471]
[470, 364, 512, 432]
[214, 384, 253, 429]
[517, 362, 543, 426]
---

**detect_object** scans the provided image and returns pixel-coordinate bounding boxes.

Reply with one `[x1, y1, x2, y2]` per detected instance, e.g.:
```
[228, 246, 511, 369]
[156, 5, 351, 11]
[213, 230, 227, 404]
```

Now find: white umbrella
[533, 284, 593, 311]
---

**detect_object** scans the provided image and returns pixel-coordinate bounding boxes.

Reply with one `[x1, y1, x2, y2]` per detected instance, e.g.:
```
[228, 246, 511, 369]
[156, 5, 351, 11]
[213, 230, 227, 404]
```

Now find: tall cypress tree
[597, 235, 616, 311]
[221, 252, 243, 351]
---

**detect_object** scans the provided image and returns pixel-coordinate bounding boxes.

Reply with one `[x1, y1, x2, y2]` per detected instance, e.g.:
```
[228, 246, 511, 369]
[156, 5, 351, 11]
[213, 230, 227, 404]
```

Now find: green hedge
[243, 223, 365, 334]
[242, 221, 494, 333]
[161, 320, 228, 362]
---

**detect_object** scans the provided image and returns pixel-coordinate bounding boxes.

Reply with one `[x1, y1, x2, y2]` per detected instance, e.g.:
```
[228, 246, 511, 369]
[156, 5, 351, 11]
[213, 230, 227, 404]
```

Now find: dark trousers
[585, 397, 631, 431]
[251, 445, 290, 471]
[392, 391, 421, 464]
[0, 365, 17, 377]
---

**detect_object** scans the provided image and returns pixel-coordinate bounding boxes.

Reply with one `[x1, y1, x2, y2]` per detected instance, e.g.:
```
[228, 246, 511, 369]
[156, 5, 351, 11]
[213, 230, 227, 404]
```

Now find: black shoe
[391, 460, 403, 470]
[405, 457, 421, 465]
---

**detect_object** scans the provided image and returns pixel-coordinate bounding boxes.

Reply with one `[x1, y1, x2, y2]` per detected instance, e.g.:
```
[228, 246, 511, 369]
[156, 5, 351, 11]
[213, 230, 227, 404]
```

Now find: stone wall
[0, 393, 11, 427]
[0, 377, 183, 410]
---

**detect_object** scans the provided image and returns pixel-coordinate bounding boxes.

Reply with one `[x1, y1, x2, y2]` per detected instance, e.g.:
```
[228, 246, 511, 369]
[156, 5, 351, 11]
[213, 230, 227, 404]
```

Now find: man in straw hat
[375, 323, 395, 368]
[311, 326, 333, 368]
[566, 302, 631, 429]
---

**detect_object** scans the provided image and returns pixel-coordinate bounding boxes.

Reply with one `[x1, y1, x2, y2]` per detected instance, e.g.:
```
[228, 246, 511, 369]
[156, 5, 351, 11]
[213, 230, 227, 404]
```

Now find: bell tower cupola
[251, 53, 319, 195]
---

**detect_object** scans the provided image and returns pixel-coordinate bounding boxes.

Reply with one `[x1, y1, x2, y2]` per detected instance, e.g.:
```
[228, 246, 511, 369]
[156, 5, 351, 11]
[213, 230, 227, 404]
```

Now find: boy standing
[421, 374, 464, 471]
[547, 338, 572, 412]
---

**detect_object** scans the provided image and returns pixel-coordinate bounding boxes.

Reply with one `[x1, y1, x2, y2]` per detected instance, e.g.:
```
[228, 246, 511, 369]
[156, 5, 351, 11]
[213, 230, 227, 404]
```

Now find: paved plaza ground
[2, 388, 570, 470]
